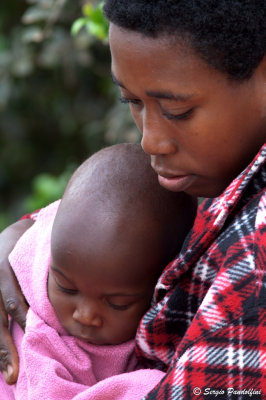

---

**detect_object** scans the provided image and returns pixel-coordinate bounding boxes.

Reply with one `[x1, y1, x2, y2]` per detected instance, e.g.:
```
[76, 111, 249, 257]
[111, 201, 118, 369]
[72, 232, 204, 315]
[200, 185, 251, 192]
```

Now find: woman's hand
[0, 219, 33, 384]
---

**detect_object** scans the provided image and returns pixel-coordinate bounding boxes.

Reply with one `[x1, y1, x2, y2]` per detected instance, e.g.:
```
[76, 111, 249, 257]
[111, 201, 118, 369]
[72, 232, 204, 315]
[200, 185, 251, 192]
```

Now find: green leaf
[86, 21, 106, 40]
[82, 3, 93, 17]
[72, 2, 109, 40]
[24, 172, 71, 212]
[87, 7, 103, 24]
[71, 18, 87, 36]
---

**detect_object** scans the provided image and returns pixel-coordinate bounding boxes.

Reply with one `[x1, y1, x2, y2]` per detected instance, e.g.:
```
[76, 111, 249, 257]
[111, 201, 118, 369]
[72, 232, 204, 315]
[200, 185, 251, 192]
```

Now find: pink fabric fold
[1, 201, 164, 400]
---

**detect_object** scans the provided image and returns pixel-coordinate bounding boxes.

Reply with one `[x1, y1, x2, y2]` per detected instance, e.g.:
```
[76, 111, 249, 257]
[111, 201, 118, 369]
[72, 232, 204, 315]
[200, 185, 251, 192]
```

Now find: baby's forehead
[54, 198, 154, 252]
[53, 203, 163, 274]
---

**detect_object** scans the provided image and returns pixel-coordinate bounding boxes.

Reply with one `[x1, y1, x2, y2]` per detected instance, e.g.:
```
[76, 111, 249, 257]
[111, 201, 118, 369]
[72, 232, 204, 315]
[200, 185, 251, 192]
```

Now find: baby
[2, 143, 197, 400]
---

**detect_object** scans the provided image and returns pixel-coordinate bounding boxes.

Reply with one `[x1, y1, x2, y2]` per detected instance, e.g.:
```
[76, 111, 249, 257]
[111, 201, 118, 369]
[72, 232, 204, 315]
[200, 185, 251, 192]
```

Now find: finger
[0, 267, 28, 330]
[0, 339, 19, 385]
[3, 294, 28, 331]
[0, 296, 19, 384]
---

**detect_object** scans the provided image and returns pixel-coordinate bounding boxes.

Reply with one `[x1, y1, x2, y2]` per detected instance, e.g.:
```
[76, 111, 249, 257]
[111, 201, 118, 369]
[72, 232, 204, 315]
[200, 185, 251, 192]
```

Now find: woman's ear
[260, 54, 266, 80]
[262, 56, 266, 119]
[255, 55, 266, 119]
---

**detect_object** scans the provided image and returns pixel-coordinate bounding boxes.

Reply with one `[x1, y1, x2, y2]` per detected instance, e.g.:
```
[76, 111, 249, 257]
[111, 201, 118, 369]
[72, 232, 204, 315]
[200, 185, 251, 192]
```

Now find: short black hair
[103, 0, 266, 80]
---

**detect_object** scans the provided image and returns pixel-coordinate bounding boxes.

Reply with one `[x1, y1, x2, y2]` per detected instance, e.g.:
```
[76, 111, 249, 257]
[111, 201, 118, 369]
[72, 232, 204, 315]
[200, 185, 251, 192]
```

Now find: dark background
[0, 0, 139, 230]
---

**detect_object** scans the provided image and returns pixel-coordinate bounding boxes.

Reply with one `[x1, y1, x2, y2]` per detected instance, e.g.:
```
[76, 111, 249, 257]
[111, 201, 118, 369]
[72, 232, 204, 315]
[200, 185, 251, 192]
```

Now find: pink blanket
[1, 201, 164, 400]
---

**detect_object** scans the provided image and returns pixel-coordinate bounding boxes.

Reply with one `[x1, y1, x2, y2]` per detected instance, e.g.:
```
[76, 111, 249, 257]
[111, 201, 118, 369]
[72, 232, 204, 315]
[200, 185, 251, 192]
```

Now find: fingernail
[7, 364, 14, 377]
[3, 365, 14, 382]
[2, 370, 8, 381]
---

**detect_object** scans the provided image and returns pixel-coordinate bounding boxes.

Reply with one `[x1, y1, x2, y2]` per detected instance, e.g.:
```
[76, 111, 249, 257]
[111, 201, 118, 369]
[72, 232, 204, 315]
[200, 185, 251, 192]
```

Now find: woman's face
[109, 24, 266, 198]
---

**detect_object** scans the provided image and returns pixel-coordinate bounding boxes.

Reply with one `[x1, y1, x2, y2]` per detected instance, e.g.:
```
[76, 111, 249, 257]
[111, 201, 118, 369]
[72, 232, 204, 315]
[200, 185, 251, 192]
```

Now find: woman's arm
[0, 219, 34, 384]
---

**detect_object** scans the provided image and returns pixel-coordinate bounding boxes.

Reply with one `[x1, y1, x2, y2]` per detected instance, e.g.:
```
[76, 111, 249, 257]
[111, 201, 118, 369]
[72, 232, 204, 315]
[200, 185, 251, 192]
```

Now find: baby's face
[47, 217, 159, 345]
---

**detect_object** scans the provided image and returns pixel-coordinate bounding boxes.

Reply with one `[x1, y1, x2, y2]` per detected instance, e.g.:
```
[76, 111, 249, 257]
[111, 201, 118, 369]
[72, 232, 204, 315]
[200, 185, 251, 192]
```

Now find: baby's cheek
[47, 273, 58, 309]
[47, 278, 74, 324]
[111, 310, 143, 343]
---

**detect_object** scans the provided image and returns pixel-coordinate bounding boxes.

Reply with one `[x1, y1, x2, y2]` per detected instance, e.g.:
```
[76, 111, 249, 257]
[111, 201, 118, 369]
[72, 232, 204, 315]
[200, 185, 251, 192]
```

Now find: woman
[0, 0, 265, 398]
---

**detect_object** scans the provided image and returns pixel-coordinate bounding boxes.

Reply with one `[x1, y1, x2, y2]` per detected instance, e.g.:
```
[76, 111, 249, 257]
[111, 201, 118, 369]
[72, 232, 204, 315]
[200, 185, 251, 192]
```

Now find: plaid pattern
[136, 144, 266, 399]
[20, 210, 40, 221]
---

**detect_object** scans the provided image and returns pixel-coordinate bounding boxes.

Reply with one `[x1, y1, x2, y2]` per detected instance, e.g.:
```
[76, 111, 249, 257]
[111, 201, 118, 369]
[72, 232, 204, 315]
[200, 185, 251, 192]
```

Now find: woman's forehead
[109, 24, 228, 96]
[109, 23, 189, 57]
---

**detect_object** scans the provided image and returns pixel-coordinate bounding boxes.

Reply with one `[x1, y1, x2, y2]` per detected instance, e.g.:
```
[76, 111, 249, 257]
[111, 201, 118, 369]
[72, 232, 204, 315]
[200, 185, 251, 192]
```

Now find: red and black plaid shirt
[136, 144, 266, 399]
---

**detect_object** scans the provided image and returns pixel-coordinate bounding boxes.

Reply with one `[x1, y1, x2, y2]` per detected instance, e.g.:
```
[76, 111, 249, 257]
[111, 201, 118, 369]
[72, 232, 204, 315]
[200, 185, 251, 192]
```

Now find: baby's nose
[72, 301, 102, 328]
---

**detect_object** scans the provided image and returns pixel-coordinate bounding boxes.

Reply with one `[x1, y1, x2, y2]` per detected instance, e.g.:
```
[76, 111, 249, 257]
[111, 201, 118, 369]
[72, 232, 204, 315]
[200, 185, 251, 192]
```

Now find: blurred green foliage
[0, 0, 139, 230]
[71, 2, 109, 40]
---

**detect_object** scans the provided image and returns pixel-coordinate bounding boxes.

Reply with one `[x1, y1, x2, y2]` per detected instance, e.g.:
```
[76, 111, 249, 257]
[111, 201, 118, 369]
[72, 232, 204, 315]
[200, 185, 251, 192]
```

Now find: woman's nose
[140, 109, 176, 156]
[72, 301, 102, 328]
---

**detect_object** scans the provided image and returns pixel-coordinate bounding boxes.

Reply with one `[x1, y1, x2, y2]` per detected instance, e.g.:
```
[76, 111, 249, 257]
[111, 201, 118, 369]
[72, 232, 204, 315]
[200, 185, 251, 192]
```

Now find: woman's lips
[158, 174, 196, 192]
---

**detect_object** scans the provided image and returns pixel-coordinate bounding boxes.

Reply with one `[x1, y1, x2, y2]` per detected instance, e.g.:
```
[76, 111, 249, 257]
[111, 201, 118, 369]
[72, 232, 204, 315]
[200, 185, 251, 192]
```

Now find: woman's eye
[119, 96, 141, 106]
[162, 108, 194, 121]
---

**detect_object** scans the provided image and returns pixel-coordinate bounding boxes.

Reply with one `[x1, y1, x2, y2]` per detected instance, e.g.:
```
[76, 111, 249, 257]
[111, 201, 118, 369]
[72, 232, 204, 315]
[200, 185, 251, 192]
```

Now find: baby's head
[48, 143, 197, 345]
